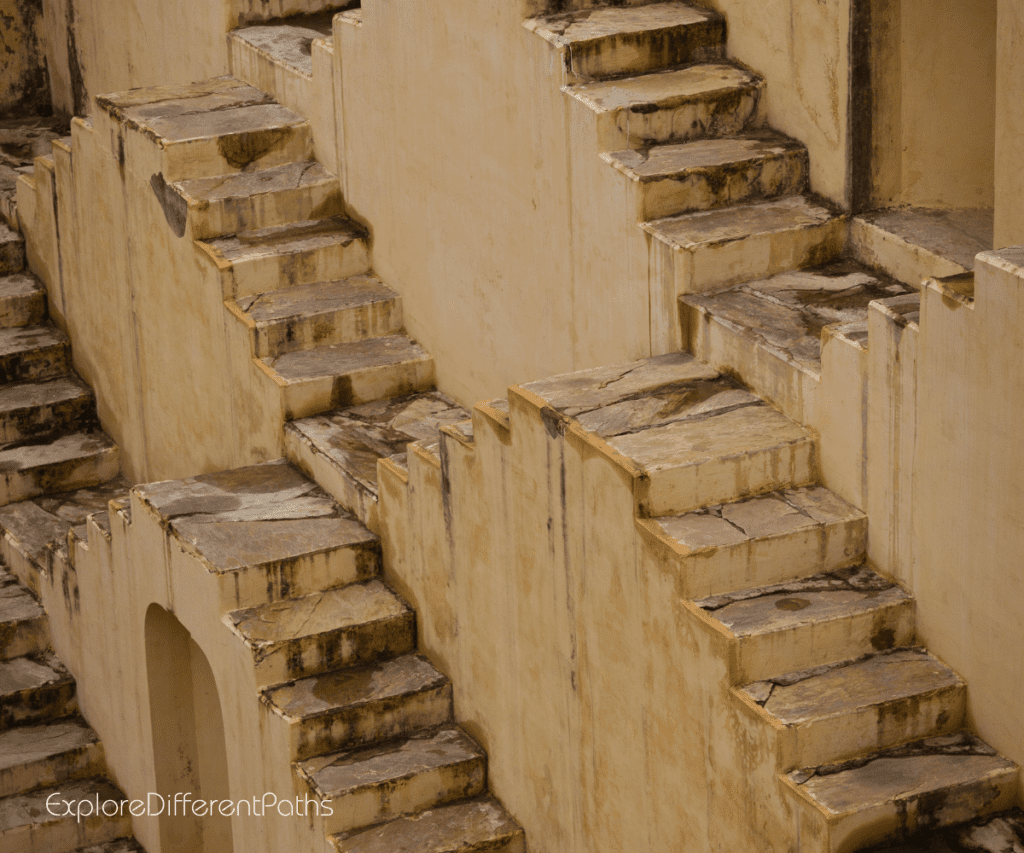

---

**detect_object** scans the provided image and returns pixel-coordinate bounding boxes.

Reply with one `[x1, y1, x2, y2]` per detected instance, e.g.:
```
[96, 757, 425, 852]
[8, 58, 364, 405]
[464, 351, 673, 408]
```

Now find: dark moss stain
[1, 0, 53, 118]
[149, 172, 188, 238]
[540, 405, 570, 439]
[66, 0, 88, 118]
[217, 127, 292, 171]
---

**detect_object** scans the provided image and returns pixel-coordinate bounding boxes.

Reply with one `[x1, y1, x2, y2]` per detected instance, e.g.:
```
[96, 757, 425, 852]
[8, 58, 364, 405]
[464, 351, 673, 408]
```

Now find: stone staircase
[0, 562, 141, 853]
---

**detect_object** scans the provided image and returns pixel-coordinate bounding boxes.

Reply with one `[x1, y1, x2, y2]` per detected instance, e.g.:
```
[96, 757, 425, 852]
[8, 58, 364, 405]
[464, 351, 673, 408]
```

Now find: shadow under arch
[145, 604, 234, 853]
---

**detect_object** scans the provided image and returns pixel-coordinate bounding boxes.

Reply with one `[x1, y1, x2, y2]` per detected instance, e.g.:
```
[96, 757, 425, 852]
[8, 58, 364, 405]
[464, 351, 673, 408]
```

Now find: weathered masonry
[0, 1, 1023, 852]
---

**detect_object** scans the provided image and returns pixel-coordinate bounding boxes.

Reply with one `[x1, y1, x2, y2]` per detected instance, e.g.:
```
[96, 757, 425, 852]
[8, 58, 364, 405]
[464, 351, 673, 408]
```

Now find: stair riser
[0, 291, 46, 329]
[275, 357, 436, 422]
[248, 612, 417, 687]
[283, 684, 453, 761]
[0, 395, 96, 444]
[0, 344, 70, 385]
[320, 757, 487, 836]
[641, 437, 817, 517]
[0, 682, 77, 728]
[253, 298, 403, 359]
[0, 811, 131, 853]
[563, 24, 725, 82]
[0, 243, 24, 277]
[0, 447, 120, 508]
[775, 684, 967, 769]
[187, 182, 345, 241]
[594, 84, 763, 151]
[0, 615, 49, 661]
[226, 238, 371, 299]
[633, 151, 809, 220]
[0, 741, 104, 799]
[733, 600, 916, 685]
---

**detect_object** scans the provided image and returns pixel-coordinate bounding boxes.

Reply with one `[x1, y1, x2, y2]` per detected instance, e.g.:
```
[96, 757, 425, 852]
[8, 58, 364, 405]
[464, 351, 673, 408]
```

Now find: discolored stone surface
[0, 777, 129, 845]
[0, 567, 45, 660]
[0, 273, 46, 328]
[0, 431, 119, 506]
[856, 207, 994, 273]
[0, 652, 76, 727]
[0, 225, 24, 276]
[0, 325, 69, 385]
[864, 808, 1024, 853]
[205, 215, 366, 264]
[0, 375, 95, 444]
[0, 718, 102, 798]
[230, 12, 335, 78]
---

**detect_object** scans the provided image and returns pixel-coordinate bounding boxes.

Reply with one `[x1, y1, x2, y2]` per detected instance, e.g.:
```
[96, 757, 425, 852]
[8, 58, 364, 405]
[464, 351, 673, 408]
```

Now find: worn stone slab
[0, 376, 95, 444]
[299, 726, 486, 834]
[230, 12, 334, 78]
[236, 274, 402, 358]
[864, 808, 1024, 853]
[227, 579, 415, 684]
[605, 130, 808, 219]
[0, 568, 46, 660]
[0, 777, 130, 852]
[332, 796, 525, 853]
[0, 273, 44, 328]
[526, 2, 724, 81]
[568, 63, 763, 149]
[0, 325, 69, 384]
[262, 653, 452, 760]
[0, 226, 23, 277]
[0, 719, 102, 798]
[0, 430, 120, 507]
[72, 840, 145, 853]
[788, 734, 1018, 852]
[236, 0, 358, 25]
[0, 652, 76, 727]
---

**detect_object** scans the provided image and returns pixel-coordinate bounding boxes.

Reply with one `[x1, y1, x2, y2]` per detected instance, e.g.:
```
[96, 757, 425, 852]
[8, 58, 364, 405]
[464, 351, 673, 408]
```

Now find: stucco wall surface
[0, 0, 50, 116]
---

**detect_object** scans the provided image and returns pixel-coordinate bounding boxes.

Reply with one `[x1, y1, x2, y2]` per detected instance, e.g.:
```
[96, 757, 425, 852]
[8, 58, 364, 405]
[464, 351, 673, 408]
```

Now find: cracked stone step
[0, 226, 23, 277]
[693, 564, 915, 684]
[862, 807, 1024, 853]
[604, 130, 809, 220]
[0, 777, 130, 853]
[568, 62, 764, 151]
[0, 376, 95, 444]
[649, 485, 866, 600]
[232, 274, 403, 358]
[0, 718, 103, 798]
[236, 0, 357, 25]
[784, 733, 1019, 853]
[682, 259, 912, 422]
[132, 460, 381, 611]
[526, 2, 724, 82]
[0, 652, 77, 727]
[226, 578, 416, 686]
[298, 725, 487, 835]
[522, 351, 816, 516]
[96, 76, 311, 182]
[199, 215, 370, 298]
[739, 647, 966, 769]
[0, 273, 46, 328]
[0, 325, 70, 385]
[259, 334, 436, 421]
[285, 392, 470, 527]
[330, 795, 525, 853]
[261, 653, 453, 760]
[643, 195, 847, 295]
[0, 431, 120, 507]
[0, 568, 47, 660]
[170, 159, 343, 240]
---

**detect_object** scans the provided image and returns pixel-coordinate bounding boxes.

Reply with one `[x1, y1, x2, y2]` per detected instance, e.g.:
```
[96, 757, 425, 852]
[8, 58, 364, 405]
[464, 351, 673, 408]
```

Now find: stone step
[70, 840, 145, 853]
[0, 273, 46, 328]
[692, 564, 915, 684]
[522, 352, 816, 516]
[0, 718, 103, 798]
[682, 259, 913, 422]
[0, 227, 23, 277]
[261, 653, 452, 760]
[0, 777, 131, 853]
[862, 807, 1024, 853]
[259, 334, 436, 421]
[285, 392, 470, 527]
[171, 159, 343, 240]
[237, 0, 356, 26]
[568, 62, 764, 151]
[298, 725, 487, 835]
[226, 578, 416, 686]
[0, 568, 47, 660]
[132, 459, 381, 611]
[0, 376, 95, 444]
[526, 2, 725, 82]
[232, 274, 403, 358]
[199, 215, 371, 298]
[739, 647, 965, 769]
[0, 652, 77, 727]
[643, 195, 846, 296]
[96, 76, 311, 182]
[603, 130, 809, 220]
[0, 325, 70, 385]
[647, 485, 866, 600]
[0, 431, 120, 507]
[330, 796, 526, 853]
[784, 734, 1019, 853]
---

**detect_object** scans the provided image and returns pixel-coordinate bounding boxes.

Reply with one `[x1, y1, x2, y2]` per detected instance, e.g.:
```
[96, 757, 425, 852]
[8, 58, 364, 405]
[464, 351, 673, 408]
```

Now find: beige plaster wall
[994, 0, 1024, 246]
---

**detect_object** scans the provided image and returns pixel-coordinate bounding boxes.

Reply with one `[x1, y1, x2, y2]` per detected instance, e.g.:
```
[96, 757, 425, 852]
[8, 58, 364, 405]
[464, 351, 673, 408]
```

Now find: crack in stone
[696, 564, 892, 611]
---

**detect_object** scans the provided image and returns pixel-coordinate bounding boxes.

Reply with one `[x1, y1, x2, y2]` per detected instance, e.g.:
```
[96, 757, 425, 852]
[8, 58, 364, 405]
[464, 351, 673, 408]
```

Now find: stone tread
[0, 718, 102, 797]
[298, 725, 485, 799]
[527, 2, 721, 48]
[261, 334, 431, 382]
[0, 567, 45, 658]
[644, 194, 841, 249]
[788, 733, 1017, 818]
[0, 227, 23, 276]
[0, 777, 129, 842]
[0, 376, 94, 442]
[0, 273, 46, 327]
[71, 841, 145, 853]
[854, 207, 994, 273]
[238, 275, 399, 326]
[331, 796, 525, 853]
[173, 159, 337, 207]
[230, 11, 335, 78]
[863, 808, 1024, 853]
[0, 652, 76, 727]
[0, 324, 69, 382]
[236, 0, 358, 26]
[201, 215, 367, 265]
[695, 564, 911, 639]
[0, 430, 118, 480]
[743, 647, 963, 726]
